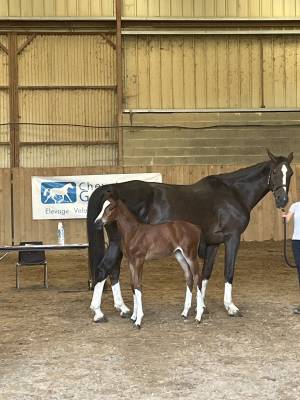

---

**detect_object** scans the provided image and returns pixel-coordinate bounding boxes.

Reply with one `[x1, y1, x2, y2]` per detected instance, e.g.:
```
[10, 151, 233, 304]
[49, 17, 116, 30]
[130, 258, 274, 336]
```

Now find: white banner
[31, 173, 162, 220]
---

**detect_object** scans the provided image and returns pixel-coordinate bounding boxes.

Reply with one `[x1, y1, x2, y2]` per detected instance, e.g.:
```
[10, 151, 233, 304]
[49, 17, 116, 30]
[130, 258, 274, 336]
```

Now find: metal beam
[18, 85, 117, 91]
[123, 108, 300, 113]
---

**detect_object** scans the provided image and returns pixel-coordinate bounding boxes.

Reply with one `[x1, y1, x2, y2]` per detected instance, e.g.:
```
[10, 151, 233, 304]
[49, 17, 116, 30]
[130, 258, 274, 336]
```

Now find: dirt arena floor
[0, 241, 299, 400]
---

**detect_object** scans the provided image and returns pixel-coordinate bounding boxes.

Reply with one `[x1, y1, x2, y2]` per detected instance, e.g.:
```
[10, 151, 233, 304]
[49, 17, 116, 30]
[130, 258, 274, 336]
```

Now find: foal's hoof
[120, 311, 131, 319]
[229, 310, 242, 318]
[94, 315, 108, 323]
[133, 323, 141, 330]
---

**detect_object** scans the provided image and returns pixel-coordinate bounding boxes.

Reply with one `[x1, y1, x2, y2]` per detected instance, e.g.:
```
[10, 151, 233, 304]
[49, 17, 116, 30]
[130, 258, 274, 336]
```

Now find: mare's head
[267, 149, 293, 209]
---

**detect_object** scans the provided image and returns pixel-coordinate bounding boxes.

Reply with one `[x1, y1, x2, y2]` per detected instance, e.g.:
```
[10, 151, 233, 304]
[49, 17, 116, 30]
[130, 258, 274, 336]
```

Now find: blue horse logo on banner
[41, 182, 77, 204]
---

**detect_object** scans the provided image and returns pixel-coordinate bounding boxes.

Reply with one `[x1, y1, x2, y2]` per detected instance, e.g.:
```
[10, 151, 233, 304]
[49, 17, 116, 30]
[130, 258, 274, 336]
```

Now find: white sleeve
[289, 203, 296, 214]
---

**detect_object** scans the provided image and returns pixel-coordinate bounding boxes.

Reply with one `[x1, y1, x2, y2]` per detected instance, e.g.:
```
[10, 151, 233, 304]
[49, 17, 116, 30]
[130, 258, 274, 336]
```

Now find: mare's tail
[198, 237, 207, 259]
[87, 186, 108, 288]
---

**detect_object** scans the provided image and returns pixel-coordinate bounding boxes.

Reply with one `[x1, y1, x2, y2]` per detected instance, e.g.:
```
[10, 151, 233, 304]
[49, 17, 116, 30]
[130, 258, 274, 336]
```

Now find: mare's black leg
[90, 223, 130, 322]
[201, 244, 219, 309]
[224, 234, 242, 317]
[105, 224, 131, 317]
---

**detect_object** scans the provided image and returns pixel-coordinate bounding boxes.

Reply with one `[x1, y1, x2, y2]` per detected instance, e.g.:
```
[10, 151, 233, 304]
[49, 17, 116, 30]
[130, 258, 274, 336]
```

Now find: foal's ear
[287, 152, 293, 164]
[266, 148, 277, 163]
[104, 188, 119, 201]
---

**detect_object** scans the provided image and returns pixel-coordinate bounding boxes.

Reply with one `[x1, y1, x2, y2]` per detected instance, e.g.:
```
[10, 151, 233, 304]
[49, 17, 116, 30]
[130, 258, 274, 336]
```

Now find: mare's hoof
[120, 311, 131, 319]
[229, 310, 242, 318]
[94, 315, 108, 323]
[133, 323, 141, 330]
[181, 314, 188, 321]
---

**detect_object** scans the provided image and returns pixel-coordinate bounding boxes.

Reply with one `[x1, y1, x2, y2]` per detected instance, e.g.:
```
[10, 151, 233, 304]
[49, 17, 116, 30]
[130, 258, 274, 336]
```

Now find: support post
[116, 0, 123, 166]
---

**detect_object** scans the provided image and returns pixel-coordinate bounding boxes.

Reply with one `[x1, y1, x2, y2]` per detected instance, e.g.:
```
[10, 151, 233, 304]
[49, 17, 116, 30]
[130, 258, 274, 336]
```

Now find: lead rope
[282, 210, 297, 268]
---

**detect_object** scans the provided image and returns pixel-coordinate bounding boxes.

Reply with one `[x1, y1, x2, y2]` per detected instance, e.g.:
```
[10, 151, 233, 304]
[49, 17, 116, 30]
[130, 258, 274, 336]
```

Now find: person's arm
[282, 210, 294, 223]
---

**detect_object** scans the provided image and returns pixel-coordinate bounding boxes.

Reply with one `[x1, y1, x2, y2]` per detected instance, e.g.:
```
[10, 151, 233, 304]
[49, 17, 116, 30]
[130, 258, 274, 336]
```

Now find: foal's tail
[87, 186, 108, 288]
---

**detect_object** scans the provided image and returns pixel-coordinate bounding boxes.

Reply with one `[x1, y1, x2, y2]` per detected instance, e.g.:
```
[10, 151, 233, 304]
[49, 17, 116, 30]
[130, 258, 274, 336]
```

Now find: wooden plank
[137, 36, 150, 108]
[136, 0, 147, 16]
[250, 38, 261, 108]
[182, 0, 193, 17]
[101, 0, 115, 16]
[194, 0, 204, 16]
[249, 0, 260, 17]
[285, 36, 297, 107]
[240, 38, 251, 108]
[263, 37, 274, 108]
[227, 0, 238, 16]
[172, 36, 184, 108]
[228, 37, 240, 107]
[124, 37, 138, 108]
[217, 37, 229, 108]
[170, 0, 183, 16]
[273, 36, 286, 107]
[159, 0, 171, 16]
[216, 0, 226, 16]
[148, 0, 159, 16]
[194, 38, 206, 108]
[284, 0, 296, 16]
[206, 37, 217, 107]
[160, 37, 173, 108]
[44, 0, 55, 16]
[204, 0, 215, 16]
[8, 0, 21, 16]
[183, 36, 195, 108]
[123, 0, 136, 16]
[272, 0, 284, 16]
[0, 0, 9, 16]
[261, 0, 272, 17]
[67, 0, 77, 16]
[238, 0, 250, 16]
[55, 0, 67, 16]
[149, 36, 162, 108]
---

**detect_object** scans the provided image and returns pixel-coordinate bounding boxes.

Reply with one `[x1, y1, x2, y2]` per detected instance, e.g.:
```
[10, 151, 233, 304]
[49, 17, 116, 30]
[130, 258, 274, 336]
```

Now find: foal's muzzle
[94, 218, 104, 230]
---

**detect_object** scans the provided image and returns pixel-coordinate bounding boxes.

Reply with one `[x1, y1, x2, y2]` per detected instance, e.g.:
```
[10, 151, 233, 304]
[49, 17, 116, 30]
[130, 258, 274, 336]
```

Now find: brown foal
[96, 196, 205, 328]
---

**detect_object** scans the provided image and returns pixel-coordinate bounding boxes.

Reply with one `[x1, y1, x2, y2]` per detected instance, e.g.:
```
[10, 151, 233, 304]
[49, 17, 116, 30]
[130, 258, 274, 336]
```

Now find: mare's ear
[287, 152, 293, 164]
[266, 148, 277, 163]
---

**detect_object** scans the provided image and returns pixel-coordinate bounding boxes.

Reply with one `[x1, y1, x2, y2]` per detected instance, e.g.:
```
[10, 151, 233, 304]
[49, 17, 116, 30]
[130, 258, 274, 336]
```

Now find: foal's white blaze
[182, 286, 192, 318]
[94, 200, 111, 223]
[90, 279, 107, 321]
[112, 282, 130, 315]
[224, 282, 239, 315]
[134, 289, 144, 326]
[281, 164, 288, 192]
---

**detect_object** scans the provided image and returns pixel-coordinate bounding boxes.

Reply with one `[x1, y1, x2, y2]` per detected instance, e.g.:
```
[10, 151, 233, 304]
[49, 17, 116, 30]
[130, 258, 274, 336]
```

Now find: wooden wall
[124, 35, 300, 110]
[0, 33, 118, 169]
[1, 0, 300, 18]
[3, 163, 297, 246]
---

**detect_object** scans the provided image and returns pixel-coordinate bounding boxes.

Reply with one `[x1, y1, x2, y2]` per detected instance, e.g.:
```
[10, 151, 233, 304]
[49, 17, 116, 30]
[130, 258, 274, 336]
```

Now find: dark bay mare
[91, 195, 204, 328]
[87, 150, 293, 322]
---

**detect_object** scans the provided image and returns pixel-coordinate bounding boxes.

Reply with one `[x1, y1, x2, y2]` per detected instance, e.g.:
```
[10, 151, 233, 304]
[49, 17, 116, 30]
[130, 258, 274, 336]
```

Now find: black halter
[267, 169, 287, 194]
